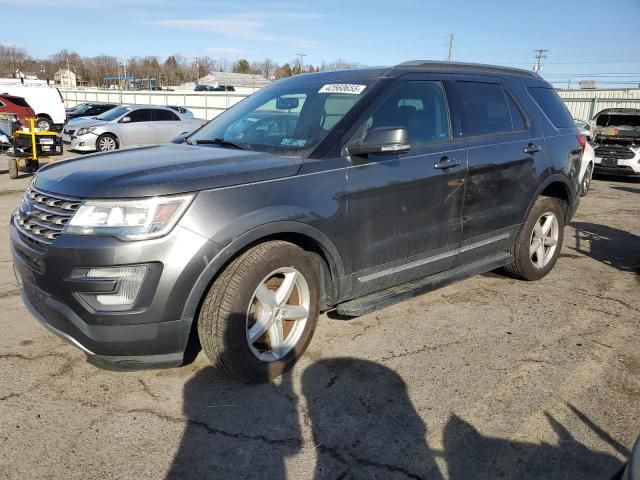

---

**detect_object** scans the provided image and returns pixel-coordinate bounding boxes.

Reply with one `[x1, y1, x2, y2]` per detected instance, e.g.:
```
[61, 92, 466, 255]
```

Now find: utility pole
[122, 54, 128, 89]
[447, 34, 454, 62]
[533, 49, 548, 73]
[192, 56, 199, 83]
[296, 53, 306, 74]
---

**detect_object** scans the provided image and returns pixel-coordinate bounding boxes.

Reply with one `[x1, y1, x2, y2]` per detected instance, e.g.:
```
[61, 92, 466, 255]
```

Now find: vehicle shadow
[443, 410, 623, 479]
[593, 173, 640, 184]
[166, 365, 302, 479]
[610, 185, 640, 194]
[167, 353, 627, 479]
[570, 222, 640, 274]
[302, 358, 624, 480]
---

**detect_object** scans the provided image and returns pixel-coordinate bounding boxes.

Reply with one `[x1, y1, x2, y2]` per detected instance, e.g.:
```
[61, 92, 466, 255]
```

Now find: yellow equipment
[8, 117, 63, 179]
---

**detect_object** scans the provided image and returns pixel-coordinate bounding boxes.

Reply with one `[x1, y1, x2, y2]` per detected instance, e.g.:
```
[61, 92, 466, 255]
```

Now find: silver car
[62, 105, 203, 152]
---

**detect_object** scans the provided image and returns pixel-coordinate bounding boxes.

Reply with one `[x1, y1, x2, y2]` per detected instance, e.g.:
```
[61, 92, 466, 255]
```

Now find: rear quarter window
[527, 87, 574, 128]
[9, 97, 30, 108]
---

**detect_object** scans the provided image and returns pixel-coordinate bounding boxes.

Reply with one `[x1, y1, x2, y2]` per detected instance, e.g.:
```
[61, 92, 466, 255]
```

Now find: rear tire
[503, 196, 565, 281]
[198, 241, 320, 382]
[581, 163, 593, 196]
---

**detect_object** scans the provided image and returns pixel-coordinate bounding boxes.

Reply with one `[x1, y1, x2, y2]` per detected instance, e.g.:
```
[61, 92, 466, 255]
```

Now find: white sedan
[580, 141, 595, 196]
[62, 105, 203, 153]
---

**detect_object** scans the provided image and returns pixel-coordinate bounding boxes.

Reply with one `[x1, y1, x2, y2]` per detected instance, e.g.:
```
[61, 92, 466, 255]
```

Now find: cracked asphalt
[0, 157, 638, 479]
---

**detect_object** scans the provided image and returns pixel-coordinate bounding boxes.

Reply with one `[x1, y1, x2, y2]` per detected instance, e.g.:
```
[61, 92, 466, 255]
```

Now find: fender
[179, 220, 345, 324]
[521, 173, 576, 225]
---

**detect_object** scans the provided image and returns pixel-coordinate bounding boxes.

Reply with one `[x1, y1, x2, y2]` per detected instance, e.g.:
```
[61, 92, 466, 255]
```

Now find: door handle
[524, 143, 542, 154]
[434, 156, 460, 170]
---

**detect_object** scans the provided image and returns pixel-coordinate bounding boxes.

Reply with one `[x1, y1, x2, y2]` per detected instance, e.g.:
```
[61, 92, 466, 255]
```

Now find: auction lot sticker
[318, 84, 366, 95]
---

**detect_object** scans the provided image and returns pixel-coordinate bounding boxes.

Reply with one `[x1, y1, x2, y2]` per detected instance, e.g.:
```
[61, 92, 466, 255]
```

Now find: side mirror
[171, 131, 190, 144]
[276, 96, 299, 110]
[120, 116, 131, 123]
[347, 127, 411, 157]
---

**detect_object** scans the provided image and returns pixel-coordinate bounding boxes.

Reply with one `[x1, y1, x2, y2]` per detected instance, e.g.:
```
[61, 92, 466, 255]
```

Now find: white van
[0, 83, 66, 130]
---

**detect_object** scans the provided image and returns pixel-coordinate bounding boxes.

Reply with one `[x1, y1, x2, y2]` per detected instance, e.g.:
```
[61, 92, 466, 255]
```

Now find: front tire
[198, 241, 320, 382]
[96, 134, 118, 152]
[503, 196, 565, 281]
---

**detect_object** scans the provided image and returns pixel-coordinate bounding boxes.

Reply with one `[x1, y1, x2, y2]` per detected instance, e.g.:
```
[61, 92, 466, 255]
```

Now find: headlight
[76, 127, 97, 136]
[65, 194, 194, 240]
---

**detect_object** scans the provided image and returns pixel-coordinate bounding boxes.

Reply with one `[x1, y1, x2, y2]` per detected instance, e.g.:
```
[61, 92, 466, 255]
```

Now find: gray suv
[11, 61, 584, 382]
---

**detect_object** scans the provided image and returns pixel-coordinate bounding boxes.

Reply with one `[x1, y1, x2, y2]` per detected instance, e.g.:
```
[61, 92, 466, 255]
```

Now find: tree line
[0, 44, 362, 87]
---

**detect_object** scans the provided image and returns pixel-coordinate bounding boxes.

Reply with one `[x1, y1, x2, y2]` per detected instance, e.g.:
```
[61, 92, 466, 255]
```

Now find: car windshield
[188, 77, 375, 155]
[72, 104, 92, 114]
[97, 105, 131, 121]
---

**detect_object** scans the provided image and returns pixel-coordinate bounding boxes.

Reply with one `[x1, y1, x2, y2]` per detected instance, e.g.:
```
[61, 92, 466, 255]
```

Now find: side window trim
[504, 88, 531, 132]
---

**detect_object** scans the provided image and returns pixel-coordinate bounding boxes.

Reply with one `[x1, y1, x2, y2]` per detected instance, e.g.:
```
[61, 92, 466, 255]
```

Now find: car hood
[35, 143, 304, 198]
[65, 117, 104, 129]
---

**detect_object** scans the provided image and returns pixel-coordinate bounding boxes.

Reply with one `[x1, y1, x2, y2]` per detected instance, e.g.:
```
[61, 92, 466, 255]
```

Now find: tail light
[576, 134, 587, 151]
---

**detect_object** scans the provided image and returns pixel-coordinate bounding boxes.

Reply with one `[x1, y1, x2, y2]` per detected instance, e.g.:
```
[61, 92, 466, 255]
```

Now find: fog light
[75, 265, 146, 309]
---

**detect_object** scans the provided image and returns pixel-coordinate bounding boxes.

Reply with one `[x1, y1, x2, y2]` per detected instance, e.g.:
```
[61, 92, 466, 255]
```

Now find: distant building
[54, 69, 77, 87]
[579, 80, 597, 90]
[194, 71, 271, 89]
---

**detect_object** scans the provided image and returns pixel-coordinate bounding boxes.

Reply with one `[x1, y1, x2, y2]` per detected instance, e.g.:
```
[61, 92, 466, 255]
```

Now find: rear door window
[455, 81, 513, 136]
[152, 109, 180, 121]
[527, 87, 574, 128]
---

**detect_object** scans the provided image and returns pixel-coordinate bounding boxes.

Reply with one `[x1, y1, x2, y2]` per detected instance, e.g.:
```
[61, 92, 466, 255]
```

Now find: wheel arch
[97, 131, 119, 148]
[180, 221, 344, 329]
[523, 175, 575, 224]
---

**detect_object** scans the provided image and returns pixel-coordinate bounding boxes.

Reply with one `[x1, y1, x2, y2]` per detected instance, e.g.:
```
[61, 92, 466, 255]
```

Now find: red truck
[0, 93, 36, 127]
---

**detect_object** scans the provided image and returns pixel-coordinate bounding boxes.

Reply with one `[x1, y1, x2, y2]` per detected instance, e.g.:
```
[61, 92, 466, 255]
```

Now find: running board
[335, 252, 513, 317]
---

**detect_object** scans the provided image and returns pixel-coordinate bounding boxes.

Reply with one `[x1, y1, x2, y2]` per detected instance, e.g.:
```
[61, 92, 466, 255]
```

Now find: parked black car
[11, 61, 583, 382]
[194, 84, 235, 92]
[65, 103, 118, 121]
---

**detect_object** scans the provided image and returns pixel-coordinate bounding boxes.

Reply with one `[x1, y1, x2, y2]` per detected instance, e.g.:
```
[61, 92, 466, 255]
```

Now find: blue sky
[1, 0, 640, 86]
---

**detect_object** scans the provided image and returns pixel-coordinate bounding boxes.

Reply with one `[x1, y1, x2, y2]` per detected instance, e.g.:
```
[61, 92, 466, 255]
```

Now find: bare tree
[0, 44, 30, 76]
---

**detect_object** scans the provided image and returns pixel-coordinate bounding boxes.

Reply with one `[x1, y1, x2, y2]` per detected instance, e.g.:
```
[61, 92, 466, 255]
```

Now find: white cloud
[205, 47, 251, 57]
[143, 14, 318, 49]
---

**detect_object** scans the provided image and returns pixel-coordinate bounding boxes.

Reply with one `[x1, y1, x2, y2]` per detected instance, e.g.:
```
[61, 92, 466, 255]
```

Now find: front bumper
[594, 149, 640, 177]
[10, 216, 214, 370]
[67, 134, 98, 152]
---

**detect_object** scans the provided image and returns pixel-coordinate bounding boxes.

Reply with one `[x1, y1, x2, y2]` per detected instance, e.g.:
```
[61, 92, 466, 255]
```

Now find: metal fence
[59, 88, 251, 120]
[558, 89, 640, 121]
[60, 87, 640, 122]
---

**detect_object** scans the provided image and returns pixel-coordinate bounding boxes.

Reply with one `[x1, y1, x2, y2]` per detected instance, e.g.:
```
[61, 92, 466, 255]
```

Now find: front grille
[14, 186, 81, 247]
[64, 129, 75, 136]
[594, 145, 635, 160]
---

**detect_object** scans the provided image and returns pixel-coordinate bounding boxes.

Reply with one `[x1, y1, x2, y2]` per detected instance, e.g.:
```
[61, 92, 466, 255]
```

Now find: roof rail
[396, 60, 540, 78]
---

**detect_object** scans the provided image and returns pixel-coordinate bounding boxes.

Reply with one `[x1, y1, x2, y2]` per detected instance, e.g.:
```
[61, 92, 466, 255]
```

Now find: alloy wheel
[529, 211, 559, 269]
[246, 267, 310, 362]
[98, 136, 116, 151]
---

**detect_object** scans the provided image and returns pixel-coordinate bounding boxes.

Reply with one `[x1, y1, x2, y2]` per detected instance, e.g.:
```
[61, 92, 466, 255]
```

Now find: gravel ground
[0, 156, 638, 479]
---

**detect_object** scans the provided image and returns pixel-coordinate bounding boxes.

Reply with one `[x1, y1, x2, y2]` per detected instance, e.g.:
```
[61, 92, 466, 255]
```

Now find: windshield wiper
[195, 138, 245, 150]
